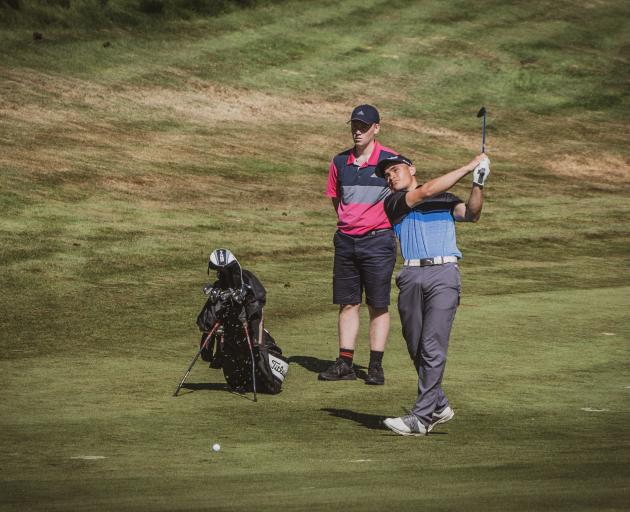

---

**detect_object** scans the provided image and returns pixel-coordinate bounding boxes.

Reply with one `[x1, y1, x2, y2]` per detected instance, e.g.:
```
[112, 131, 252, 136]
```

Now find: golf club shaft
[242, 322, 257, 402]
[173, 322, 220, 396]
[482, 112, 486, 153]
[173, 350, 202, 397]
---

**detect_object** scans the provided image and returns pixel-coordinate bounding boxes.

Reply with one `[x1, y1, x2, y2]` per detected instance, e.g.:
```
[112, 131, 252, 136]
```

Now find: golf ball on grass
[212, 443, 221, 452]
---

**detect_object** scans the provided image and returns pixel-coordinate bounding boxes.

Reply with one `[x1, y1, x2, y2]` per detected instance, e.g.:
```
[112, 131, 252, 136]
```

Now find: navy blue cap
[348, 104, 380, 125]
[374, 154, 413, 178]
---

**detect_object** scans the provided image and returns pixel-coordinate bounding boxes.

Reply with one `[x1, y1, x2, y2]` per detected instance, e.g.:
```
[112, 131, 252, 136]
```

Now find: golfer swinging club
[374, 152, 490, 436]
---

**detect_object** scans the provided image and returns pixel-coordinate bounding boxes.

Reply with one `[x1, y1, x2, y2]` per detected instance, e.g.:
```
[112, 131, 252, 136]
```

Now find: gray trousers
[396, 263, 460, 426]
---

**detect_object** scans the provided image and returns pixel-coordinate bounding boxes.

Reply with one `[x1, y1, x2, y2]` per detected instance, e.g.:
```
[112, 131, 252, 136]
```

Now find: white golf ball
[212, 443, 221, 452]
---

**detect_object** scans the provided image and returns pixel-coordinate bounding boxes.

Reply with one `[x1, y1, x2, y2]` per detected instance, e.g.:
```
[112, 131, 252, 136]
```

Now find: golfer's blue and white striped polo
[384, 191, 464, 260]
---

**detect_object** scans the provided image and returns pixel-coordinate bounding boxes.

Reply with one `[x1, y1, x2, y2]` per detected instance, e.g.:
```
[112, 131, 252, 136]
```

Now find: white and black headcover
[209, 248, 237, 270]
[208, 248, 245, 292]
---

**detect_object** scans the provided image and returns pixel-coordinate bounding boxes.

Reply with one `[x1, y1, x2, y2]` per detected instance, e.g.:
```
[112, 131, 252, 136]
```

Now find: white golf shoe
[383, 414, 428, 436]
[429, 406, 455, 432]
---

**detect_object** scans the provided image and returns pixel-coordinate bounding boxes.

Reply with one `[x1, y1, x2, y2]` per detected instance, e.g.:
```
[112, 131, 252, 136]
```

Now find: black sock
[339, 348, 354, 366]
[369, 350, 383, 367]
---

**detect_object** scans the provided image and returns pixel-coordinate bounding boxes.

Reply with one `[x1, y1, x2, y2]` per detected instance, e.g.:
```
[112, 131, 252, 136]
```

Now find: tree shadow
[321, 408, 388, 431]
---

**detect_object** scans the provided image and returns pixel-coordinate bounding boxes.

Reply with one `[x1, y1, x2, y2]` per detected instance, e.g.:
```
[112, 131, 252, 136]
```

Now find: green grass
[2, 287, 629, 511]
[1, 0, 630, 510]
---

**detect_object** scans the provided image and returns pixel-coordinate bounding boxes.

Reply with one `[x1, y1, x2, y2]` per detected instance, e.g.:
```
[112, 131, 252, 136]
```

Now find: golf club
[173, 321, 220, 396]
[242, 322, 258, 402]
[476, 106, 487, 153]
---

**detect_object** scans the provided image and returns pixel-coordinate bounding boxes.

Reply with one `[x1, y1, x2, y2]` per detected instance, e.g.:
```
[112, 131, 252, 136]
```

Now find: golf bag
[195, 249, 288, 395]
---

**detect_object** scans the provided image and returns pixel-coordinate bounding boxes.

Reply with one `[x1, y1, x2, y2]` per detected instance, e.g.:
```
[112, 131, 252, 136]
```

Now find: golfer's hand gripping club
[472, 157, 490, 187]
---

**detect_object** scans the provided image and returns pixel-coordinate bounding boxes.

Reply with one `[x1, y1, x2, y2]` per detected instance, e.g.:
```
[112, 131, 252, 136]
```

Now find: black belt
[340, 228, 391, 238]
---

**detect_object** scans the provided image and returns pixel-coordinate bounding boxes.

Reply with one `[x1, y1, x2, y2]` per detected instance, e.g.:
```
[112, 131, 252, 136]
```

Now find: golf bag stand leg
[173, 321, 221, 397]
[242, 322, 257, 402]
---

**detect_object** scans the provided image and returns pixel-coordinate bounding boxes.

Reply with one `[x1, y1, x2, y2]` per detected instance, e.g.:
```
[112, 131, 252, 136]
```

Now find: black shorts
[332, 229, 397, 308]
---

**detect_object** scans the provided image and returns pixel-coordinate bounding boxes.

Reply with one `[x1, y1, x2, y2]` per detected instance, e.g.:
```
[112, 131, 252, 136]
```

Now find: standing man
[375, 152, 490, 435]
[319, 104, 399, 385]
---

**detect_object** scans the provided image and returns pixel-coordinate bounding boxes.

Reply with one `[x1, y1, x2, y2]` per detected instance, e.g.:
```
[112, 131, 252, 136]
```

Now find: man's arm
[453, 184, 483, 222]
[453, 157, 489, 222]
[405, 153, 487, 207]
[326, 159, 341, 215]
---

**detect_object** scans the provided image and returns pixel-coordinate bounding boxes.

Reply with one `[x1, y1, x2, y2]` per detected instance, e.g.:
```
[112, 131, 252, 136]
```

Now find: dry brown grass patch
[546, 153, 630, 184]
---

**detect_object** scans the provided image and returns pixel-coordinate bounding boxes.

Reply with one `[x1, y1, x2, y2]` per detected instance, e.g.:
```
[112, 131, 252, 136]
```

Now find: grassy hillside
[1, 0, 629, 510]
[0, 0, 270, 29]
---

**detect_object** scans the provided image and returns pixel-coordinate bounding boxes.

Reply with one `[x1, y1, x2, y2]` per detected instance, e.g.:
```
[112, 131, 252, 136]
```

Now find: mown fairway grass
[1, 1, 629, 510]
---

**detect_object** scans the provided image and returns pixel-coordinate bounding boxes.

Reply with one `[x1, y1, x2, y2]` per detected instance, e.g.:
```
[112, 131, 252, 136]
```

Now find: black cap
[348, 104, 380, 125]
[374, 154, 413, 178]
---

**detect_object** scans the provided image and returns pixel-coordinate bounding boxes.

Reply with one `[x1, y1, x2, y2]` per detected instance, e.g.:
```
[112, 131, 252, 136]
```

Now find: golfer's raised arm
[453, 156, 490, 222]
[405, 153, 487, 207]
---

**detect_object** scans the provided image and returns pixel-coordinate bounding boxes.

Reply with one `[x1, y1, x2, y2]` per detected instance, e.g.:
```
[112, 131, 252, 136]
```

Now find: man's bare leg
[318, 304, 360, 381]
[338, 303, 360, 349]
[368, 305, 389, 351]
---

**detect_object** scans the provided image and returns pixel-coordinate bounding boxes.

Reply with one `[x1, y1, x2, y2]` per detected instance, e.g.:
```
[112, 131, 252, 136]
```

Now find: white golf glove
[472, 157, 490, 187]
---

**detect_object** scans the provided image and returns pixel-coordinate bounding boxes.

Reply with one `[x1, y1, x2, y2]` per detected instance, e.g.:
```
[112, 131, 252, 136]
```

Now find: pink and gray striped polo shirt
[326, 141, 398, 236]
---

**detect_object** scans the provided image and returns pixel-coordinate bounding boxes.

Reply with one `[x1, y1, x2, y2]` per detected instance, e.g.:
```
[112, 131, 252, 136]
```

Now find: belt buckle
[420, 258, 434, 266]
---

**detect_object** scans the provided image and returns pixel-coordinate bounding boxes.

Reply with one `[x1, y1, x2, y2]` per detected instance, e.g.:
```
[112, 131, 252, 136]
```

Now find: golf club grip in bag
[196, 269, 266, 332]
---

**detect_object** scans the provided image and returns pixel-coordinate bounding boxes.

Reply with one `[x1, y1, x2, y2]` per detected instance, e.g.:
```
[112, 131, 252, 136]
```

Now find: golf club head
[477, 106, 486, 118]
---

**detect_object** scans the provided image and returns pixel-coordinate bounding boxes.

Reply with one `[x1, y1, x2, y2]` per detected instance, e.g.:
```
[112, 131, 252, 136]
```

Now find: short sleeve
[445, 193, 464, 210]
[326, 160, 339, 198]
[384, 191, 410, 224]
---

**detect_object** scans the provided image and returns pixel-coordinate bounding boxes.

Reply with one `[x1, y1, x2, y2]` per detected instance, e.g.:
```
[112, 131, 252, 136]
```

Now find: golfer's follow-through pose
[319, 104, 399, 385]
[375, 152, 490, 436]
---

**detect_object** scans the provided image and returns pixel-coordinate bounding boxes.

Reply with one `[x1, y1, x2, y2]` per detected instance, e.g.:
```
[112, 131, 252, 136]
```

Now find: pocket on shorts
[389, 232, 398, 251]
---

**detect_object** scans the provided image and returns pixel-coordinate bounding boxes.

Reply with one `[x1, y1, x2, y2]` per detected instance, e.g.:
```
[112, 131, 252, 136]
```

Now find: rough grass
[1, 0, 630, 510]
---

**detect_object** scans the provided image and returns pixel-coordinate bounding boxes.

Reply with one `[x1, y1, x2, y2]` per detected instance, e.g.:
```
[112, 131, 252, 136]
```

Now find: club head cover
[208, 248, 237, 270]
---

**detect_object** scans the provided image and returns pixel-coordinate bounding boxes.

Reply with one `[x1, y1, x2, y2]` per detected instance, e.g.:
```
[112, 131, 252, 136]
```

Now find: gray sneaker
[383, 414, 428, 436]
[429, 406, 455, 432]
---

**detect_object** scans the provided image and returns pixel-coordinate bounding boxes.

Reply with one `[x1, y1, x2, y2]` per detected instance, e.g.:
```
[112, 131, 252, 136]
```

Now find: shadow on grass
[288, 355, 332, 373]
[179, 382, 256, 401]
[321, 408, 388, 430]
[288, 355, 367, 376]
[321, 408, 449, 435]
[354, 367, 369, 381]
[181, 382, 231, 392]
